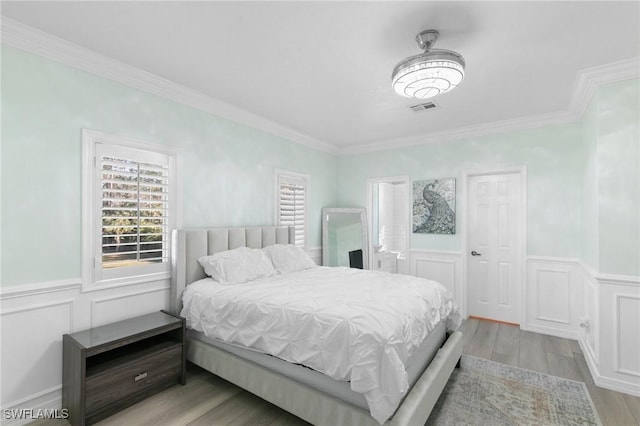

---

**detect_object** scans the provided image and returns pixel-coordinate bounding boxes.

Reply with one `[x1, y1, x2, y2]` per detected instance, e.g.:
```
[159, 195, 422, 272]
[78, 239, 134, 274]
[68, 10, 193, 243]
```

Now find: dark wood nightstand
[62, 311, 186, 426]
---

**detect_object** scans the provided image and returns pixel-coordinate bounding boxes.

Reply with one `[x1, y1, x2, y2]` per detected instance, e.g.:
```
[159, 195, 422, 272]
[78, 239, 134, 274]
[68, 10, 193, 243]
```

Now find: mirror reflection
[322, 208, 369, 269]
[368, 177, 409, 273]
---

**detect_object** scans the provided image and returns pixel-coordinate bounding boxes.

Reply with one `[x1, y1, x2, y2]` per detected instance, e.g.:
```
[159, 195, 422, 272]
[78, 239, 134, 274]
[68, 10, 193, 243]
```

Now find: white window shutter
[100, 155, 170, 269]
[277, 174, 307, 248]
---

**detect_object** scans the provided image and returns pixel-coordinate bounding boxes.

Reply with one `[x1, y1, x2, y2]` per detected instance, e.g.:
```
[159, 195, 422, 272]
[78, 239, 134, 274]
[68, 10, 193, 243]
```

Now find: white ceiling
[2, 1, 639, 151]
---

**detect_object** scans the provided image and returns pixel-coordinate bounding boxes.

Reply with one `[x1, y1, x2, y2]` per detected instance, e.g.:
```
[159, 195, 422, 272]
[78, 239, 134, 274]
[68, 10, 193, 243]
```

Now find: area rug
[426, 355, 601, 426]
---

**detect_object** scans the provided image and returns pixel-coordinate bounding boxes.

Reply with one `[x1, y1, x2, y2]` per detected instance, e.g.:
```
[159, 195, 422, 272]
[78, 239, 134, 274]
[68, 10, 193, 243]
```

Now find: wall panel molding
[534, 269, 570, 324]
[524, 257, 582, 338]
[0, 278, 81, 300]
[308, 246, 322, 265]
[408, 250, 463, 316]
[614, 294, 640, 377]
[89, 285, 170, 328]
[0, 278, 171, 414]
[578, 263, 640, 397]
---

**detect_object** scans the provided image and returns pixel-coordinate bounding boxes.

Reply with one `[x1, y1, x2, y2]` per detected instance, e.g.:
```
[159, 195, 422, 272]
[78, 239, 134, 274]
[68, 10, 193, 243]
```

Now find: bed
[169, 226, 463, 426]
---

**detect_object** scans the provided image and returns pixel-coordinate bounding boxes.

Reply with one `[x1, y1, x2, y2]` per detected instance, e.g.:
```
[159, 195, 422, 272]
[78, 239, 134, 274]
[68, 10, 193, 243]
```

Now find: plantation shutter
[98, 144, 170, 271]
[278, 175, 306, 247]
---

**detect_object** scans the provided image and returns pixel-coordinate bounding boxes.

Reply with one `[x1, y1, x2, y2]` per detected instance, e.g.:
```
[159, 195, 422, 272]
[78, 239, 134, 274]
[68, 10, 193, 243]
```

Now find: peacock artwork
[413, 178, 456, 234]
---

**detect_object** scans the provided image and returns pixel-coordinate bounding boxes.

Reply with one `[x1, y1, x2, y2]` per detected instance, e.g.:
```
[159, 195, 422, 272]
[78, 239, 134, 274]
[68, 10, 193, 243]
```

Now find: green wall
[2, 43, 637, 286]
[595, 79, 639, 276]
[1, 45, 337, 286]
[581, 96, 600, 271]
[337, 124, 585, 258]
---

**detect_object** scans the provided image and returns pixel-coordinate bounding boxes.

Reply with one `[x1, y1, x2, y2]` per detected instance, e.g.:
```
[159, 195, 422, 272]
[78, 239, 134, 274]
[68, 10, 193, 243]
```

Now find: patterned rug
[427, 355, 601, 426]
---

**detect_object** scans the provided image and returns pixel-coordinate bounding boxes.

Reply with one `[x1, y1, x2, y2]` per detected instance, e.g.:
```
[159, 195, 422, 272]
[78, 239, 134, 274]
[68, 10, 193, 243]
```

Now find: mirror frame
[322, 207, 369, 269]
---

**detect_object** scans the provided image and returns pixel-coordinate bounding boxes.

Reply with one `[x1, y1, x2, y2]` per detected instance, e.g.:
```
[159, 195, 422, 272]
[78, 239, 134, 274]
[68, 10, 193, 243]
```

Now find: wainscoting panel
[615, 294, 640, 377]
[1, 299, 74, 408]
[596, 276, 640, 395]
[0, 278, 171, 423]
[409, 250, 463, 315]
[308, 246, 322, 265]
[535, 269, 570, 324]
[525, 257, 582, 339]
[90, 286, 170, 328]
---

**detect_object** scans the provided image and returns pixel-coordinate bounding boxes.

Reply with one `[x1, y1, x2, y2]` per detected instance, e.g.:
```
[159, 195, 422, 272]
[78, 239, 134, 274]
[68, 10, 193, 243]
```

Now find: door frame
[461, 166, 528, 324]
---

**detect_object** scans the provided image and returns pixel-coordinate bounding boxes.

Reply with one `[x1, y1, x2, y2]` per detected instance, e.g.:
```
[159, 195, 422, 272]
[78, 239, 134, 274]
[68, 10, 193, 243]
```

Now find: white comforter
[181, 266, 461, 424]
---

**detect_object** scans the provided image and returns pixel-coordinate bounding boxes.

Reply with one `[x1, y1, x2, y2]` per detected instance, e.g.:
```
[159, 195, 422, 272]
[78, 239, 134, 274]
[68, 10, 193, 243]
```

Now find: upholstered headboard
[169, 226, 294, 315]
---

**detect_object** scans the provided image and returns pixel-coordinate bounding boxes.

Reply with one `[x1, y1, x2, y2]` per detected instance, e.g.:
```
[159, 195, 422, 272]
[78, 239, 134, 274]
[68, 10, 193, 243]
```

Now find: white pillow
[198, 246, 276, 284]
[263, 244, 317, 274]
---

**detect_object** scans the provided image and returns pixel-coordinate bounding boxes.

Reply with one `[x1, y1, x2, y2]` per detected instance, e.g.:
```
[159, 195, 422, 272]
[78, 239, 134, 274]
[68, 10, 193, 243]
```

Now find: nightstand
[62, 311, 186, 426]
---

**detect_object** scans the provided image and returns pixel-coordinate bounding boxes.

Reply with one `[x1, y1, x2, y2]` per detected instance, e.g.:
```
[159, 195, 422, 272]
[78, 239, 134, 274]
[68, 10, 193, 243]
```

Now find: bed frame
[170, 226, 463, 426]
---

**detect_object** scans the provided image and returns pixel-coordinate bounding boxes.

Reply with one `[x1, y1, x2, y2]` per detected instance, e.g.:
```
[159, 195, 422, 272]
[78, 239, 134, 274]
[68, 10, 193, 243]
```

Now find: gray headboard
[169, 226, 294, 315]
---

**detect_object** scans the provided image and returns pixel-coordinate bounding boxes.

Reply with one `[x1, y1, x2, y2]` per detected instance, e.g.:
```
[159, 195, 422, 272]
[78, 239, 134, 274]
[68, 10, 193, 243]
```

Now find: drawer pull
[134, 372, 148, 382]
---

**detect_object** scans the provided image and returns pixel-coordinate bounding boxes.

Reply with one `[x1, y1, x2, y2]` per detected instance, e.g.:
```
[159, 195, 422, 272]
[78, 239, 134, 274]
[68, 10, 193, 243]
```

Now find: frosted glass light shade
[392, 49, 465, 99]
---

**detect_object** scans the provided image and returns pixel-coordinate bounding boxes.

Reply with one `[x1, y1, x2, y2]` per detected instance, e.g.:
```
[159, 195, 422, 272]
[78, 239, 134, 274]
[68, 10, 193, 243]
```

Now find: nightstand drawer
[85, 346, 182, 412]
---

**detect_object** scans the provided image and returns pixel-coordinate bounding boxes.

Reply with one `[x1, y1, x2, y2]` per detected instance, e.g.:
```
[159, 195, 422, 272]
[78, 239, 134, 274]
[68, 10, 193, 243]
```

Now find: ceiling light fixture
[391, 30, 465, 100]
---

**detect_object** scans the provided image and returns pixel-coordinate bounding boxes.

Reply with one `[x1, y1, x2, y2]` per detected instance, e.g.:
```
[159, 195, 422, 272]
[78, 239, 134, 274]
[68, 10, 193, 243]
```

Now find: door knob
[471, 251, 482, 256]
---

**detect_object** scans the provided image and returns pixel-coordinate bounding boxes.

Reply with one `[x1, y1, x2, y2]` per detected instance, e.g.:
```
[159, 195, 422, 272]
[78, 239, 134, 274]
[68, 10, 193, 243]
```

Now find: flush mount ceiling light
[391, 30, 465, 100]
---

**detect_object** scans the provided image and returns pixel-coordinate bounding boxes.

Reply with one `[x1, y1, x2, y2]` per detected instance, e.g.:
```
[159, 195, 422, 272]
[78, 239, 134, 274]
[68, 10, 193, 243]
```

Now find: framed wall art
[413, 178, 456, 234]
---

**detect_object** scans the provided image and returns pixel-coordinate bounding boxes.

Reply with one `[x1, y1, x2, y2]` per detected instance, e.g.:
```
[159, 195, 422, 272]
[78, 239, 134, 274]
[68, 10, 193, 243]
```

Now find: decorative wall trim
[578, 262, 640, 397]
[0, 278, 170, 413]
[597, 273, 640, 287]
[569, 57, 640, 118]
[0, 298, 75, 331]
[1, 385, 62, 426]
[0, 278, 82, 299]
[614, 293, 640, 377]
[408, 250, 463, 316]
[0, 17, 336, 155]
[89, 285, 170, 328]
[525, 257, 582, 337]
[307, 246, 322, 265]
[528, 255, 581, 265]
[534, 269, 570, 324]
[340, 58, 640, 155]
[3, 18, 638, 157]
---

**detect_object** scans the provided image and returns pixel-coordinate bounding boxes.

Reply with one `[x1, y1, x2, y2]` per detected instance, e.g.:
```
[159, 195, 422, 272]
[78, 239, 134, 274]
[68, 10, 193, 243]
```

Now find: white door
[467, 172, 523, 324]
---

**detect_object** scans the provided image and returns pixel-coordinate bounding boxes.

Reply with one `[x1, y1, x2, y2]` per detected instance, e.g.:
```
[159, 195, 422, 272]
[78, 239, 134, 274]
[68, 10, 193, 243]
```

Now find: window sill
[82, 271, 171, 293]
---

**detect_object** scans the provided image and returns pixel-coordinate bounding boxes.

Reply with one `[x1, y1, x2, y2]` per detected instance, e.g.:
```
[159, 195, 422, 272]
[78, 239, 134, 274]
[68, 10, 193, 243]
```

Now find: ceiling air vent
[409, 101, 438, 112]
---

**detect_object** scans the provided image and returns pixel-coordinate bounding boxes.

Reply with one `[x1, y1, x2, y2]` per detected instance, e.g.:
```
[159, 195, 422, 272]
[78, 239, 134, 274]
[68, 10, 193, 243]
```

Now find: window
[83, 130, 178, 288]
[275, 170, 309, 249]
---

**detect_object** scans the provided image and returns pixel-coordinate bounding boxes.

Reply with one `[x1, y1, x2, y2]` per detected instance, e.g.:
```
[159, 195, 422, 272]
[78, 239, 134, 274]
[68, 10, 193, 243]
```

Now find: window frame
[82, 129, 179, 291]
[274, 169, 309, 250]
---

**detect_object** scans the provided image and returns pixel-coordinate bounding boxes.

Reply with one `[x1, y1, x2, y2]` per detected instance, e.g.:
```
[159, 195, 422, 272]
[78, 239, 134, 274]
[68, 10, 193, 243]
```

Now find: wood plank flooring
[30, 318, 640, 426]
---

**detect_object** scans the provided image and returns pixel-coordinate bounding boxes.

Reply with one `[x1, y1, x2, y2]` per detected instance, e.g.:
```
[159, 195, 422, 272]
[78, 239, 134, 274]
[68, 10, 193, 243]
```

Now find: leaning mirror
[322, 208, 369, 269]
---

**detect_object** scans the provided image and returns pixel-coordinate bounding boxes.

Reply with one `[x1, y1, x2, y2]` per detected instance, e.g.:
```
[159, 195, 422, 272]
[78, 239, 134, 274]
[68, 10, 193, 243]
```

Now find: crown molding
[1, 17, 338, 155]
[2, 17, 638, 157]
[569, 57, 640, 118]
[340, 57, 640, 156]
[339, 109, 577, 155]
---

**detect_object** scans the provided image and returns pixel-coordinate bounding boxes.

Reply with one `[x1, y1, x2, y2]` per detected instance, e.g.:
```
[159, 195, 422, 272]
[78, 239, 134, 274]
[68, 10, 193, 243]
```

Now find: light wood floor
[32, 318, 640, 426]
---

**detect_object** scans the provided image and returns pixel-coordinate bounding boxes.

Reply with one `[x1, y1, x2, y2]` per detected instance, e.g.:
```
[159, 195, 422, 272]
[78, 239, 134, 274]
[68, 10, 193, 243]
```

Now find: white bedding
[181, 266, 461, 424]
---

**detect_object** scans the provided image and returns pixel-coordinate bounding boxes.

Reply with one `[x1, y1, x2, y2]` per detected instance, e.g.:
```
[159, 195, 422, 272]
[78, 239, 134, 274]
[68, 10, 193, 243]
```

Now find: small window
[83, 130, 178, 288]
[275, 170, 309, 249]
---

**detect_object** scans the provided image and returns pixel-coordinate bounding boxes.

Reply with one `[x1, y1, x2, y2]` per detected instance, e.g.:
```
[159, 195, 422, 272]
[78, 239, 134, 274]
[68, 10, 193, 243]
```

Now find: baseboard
[580, 336, 640, 396]
[1, 387, 62, 425]
[521, 323, 579, 340]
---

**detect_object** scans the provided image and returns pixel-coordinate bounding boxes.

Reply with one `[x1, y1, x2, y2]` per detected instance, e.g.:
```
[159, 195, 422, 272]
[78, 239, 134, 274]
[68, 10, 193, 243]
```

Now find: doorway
[366, 176, 409, 273]
[464, 168, 526, 324]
